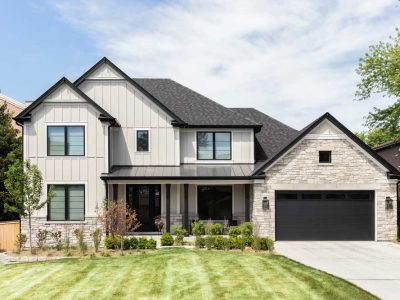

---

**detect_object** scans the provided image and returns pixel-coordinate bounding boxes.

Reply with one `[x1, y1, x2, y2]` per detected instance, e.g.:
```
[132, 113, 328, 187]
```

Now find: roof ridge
[0, 93, 25, 109]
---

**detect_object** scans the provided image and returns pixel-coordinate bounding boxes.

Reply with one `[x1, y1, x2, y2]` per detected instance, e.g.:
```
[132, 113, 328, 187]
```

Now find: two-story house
[15, 58, 399, 244]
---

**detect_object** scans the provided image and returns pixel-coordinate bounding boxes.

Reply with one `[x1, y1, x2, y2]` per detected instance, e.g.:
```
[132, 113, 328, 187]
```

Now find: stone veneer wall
[251, 138, 398, 241]
[21, 217, 101, 248]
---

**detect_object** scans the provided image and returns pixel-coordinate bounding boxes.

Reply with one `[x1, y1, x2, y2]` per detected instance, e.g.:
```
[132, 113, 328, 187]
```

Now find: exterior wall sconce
[385, 197, 393, 210]
[262, 197, 269, 210]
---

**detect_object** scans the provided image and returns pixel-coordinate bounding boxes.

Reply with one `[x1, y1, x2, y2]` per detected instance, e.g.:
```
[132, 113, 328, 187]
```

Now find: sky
[0, 0, 399, 131]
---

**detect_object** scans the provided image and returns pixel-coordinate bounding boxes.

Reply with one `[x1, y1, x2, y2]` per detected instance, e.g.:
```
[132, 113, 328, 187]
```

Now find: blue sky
[0, 0, 399, 131]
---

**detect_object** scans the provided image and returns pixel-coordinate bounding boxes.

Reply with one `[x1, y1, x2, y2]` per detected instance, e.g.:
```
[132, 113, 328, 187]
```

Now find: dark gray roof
[102, 164, 263, 180]
[133, 78, 260, 127]
[231, 108, 298, 161]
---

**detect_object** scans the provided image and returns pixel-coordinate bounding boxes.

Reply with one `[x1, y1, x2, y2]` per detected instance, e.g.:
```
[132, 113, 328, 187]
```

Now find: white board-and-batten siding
[79, 80, 178, 166]
[25, 84, 106, 217]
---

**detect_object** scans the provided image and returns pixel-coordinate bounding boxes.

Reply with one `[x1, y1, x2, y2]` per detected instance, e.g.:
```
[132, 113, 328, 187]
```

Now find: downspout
[16, 121, 24, 230]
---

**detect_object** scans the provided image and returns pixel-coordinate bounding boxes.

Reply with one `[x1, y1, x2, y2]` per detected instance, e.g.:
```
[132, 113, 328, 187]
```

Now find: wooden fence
[0, 221, 20, 252]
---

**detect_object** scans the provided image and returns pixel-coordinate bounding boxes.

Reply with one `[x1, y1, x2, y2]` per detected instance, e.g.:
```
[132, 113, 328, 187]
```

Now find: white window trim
[135, 128, 151, 153]
[45, 123, 87, 157]
[194, 130, 233, 163]
[45, 181, 88, 223]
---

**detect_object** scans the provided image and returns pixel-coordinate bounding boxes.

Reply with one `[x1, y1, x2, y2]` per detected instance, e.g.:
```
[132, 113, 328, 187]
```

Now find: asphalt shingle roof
[133, 78, 260, 127]
[231, 108, 298, 161]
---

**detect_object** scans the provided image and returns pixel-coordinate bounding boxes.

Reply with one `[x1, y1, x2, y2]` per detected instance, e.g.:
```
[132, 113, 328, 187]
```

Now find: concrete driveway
[275, 241, 400, 300]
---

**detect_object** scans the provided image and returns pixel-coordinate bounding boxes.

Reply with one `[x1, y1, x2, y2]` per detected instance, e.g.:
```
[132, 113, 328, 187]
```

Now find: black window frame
[319, 150, 332, 163]
[47, 126, 85, 156]
[47, 184, 85, 221]
[136, 130, 149, 152]
[196, 131, 232, 160]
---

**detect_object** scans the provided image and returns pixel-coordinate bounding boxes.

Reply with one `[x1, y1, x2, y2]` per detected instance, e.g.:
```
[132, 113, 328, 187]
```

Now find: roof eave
[100, 175, 265, 180]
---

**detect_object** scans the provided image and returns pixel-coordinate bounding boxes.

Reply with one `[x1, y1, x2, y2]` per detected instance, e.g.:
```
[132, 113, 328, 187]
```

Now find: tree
[0, 103, 22, 221]
[4, 160, 54, 252]
[355, 28, 400, 146]
[98, 199, 141, 251]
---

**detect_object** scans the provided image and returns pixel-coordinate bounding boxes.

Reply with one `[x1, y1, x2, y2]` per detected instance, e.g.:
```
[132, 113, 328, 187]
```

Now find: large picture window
[197, 186, 232, 220]
[48, 185, 85, 221]
[47, 126, 85, 156]
[197, 132, 231, 160]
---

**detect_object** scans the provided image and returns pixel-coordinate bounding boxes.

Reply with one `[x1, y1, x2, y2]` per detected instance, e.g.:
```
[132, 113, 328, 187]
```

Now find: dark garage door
[276, 191, 375, 241]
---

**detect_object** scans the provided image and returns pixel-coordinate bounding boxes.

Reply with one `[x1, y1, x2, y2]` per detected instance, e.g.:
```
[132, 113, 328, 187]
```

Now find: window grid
[47, 185, 85, 221]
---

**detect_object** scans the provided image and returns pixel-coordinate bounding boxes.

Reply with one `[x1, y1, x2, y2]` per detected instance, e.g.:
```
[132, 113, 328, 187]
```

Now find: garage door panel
[276, 191, 374, 241]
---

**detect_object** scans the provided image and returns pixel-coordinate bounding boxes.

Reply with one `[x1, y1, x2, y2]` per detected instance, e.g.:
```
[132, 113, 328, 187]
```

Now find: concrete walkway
[275, 241, 400, 300]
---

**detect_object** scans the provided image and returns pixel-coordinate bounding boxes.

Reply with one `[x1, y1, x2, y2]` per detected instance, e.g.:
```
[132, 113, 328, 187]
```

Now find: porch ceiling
[101, 164, 265, 180]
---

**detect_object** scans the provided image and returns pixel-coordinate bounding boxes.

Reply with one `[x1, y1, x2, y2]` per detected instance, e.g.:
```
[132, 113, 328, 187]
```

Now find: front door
[126, 185, 161, 232]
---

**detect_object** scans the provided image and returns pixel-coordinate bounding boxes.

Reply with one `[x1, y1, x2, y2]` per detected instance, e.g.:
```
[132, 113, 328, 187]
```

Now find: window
[47, 126, 84, 156]
[136, 130, 149, 152]
[48, 185, 85, 221]
[197, 186, 232, 220]
[319, 151, 331, 163]
[197, 132, 231, 160]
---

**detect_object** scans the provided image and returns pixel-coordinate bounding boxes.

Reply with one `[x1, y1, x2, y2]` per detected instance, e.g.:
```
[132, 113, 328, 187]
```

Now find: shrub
[213, 236, 225, 250]
[223, 219, 229, 235]
[73, 227, 87, 255]
[195, 236, 205, 248]
[123, 238, 131, 250]
[205, 219, 213, 235]
[104, 235, 120, 249]
[226, 237, 239, 250]
[100, 251, 111, 257]
[161, 232, 174, 246]
[259, 237, 274, 252]
[241, 222, 253, 237]
[191, 221, 205, 236]
[252, 236, 262, 251]
[129, 237, 138, 249]
[205, 236, 214, 250]
[154, 217, 165, 232]
[36, 229, 49, 250]
[228, 226, 241, 238]
[146, 238, 157, 250]
[137, 237, 148, 249]
[15, 233, 27, 251]
[91, 228, 102, 252]
[237, 237, 246, 251]
[243, 236, 254, 247]
[209, 224, 222, 235]
[172, 225, 187, 246]
[50, 231, 63, 251]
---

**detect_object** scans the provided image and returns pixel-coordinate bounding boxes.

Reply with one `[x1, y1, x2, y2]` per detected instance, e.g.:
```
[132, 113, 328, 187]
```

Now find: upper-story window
[137, 130, 149, 152]
[319, 151, 331, 163]
[197, 132, 231, 160]
[47, 126, 85, 156]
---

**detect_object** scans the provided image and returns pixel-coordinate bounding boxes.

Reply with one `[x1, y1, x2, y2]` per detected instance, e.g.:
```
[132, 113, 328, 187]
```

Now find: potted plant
[155, 216, 165, 233]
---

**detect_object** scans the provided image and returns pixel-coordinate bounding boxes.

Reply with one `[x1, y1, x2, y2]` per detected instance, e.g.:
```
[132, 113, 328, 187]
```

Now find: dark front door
[275, 191, 375, 241]
[126, 185, 161, 232]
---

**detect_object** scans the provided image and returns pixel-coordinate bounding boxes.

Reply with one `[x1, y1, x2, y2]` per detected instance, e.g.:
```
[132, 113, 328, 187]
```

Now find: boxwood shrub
[161, 232, 174, 246]
[146, 238, 157, 250]
[228, 226, 241, 237]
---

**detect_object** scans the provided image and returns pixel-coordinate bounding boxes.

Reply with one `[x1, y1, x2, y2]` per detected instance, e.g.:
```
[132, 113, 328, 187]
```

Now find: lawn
[0, 248, 375, 300]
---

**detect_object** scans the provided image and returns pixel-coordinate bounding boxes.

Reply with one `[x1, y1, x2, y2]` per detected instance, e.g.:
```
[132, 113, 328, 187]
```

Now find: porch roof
[101, 164, 265, 180]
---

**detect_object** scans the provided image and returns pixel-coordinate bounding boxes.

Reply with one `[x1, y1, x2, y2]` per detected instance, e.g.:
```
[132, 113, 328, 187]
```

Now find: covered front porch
[101, 165, 263, 233]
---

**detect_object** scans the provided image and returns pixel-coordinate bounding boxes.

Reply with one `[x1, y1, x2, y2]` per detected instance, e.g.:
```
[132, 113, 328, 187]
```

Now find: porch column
[245, 184, 250, 222]
[166, 184, 171, 232]
[184, 184, 189, 233]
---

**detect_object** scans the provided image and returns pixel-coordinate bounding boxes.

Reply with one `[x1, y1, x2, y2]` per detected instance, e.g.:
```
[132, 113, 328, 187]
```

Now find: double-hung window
[197, 132, 231, 160]
[47, 126, 85, 156]
[48, 185, 85, 221]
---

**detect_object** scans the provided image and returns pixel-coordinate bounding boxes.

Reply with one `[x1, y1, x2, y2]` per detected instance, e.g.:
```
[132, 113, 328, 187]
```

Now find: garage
[275, 191, 375, 241]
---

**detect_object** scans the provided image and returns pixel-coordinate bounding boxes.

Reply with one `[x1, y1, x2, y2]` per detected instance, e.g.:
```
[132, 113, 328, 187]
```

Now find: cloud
[50, 0, 400, 130]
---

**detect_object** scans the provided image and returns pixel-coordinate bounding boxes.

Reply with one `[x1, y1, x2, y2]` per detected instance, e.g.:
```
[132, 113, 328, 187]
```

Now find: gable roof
[133, 79, 261, 128]
[231, 108, 298, 161]
[373, 139, 400, 151]
[74, 57, 185, 125]
[251, 112, 400, 177]
[14, 77, 116, 124]
[0, 93, 25, 110]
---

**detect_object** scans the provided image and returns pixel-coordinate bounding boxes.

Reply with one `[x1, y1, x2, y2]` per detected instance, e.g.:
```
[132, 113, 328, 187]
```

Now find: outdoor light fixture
[262, 197, 269, 210]
[385, 197, 393, 210]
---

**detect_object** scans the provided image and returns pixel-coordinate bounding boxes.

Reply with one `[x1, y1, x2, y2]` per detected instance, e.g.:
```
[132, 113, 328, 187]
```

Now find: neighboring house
[374, 140, 400, 172]
[14, 58, 400, 245]
[0, 93, 25, 132]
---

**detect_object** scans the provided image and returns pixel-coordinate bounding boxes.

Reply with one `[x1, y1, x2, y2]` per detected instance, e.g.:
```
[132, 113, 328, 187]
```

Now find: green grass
[0, 248, 375, 300]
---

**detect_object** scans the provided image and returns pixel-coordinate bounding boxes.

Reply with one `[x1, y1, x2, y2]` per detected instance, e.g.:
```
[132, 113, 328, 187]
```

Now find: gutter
[99, 175, 266, 181]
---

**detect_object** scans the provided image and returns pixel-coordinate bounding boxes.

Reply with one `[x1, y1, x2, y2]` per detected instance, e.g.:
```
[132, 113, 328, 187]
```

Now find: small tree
[98, 199, 141, 251]
[4, 160, 54, 253]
